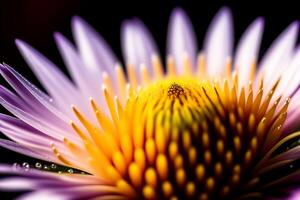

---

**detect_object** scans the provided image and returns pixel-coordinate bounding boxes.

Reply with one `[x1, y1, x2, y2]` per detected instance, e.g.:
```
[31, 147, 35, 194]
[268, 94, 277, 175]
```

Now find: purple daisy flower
[1, 6, 300, 200]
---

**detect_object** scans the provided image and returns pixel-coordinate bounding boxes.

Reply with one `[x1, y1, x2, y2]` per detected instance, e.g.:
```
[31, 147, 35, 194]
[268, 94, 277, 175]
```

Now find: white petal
[167, 8, 197, 73]
[257, 22, 299, 87]
[121, 18, 159, 76]
[234, 18, 264, 85]
[204, 7, 233, 76]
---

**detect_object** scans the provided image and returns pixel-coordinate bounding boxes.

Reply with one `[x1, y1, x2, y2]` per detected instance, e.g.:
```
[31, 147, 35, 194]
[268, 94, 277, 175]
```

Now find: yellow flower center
[54, 65, 290, 199]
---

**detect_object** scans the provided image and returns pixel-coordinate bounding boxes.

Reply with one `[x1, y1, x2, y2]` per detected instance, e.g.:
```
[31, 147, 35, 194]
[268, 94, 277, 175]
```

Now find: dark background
[0, 0, 300, 199]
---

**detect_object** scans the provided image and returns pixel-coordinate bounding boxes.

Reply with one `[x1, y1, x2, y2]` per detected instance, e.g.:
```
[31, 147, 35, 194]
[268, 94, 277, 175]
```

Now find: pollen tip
[102, 85, 107, 91]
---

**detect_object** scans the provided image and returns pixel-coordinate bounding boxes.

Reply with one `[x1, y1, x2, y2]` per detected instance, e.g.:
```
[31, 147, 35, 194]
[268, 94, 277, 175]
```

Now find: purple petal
[0, 64, 71, 122]
[121, 18, 159, 76]
[0, 85, 29, 112]
[15, 40, 81, 113]
[0, 139, 54, 161]
[204, 7, 233, 76]
[71, 16, 118, 81]
[234, 18, 264, 85]
[0, 114, 59, 151]
[54, 33, 103, 107]
[167, 7, 197, 73]
[289, 190, 300, 200]
[0, 178, 35, 191]
[257, 21, 299, 89]
[276, 46, 300, 98]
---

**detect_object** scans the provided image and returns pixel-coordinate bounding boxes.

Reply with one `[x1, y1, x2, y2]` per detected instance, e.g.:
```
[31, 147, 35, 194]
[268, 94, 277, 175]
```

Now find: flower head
[1, 7, 300, 200]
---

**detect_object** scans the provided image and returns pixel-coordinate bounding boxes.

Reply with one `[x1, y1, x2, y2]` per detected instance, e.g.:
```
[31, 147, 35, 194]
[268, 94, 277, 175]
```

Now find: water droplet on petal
[35, 162, 42, 169]
[22, 162, 30, 171]
[12, 163, 20, 170]
[43, 165, 49, 170]
[50, 164, 57, 169]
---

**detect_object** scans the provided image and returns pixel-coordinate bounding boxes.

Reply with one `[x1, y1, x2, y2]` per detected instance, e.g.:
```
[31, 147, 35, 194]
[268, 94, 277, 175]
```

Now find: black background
[0, 0, 300, 199]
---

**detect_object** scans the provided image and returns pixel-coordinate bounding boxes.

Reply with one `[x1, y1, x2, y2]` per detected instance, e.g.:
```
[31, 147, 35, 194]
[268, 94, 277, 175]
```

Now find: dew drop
[43, 165, 49, 170]
[22, 162, 30, 171]
[35, 162, 42, 169]
[51, 164, 57, 169]
[12, 163, 20, 170]
[68, 169, 74, 174]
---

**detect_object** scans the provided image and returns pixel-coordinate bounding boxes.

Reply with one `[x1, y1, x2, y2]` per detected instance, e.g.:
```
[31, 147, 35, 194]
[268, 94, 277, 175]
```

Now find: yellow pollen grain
[206, 177, 215, 191]
[169, 142, 178, 160]
[143, 185, 156, 199]
[134, 148, 146, 172]
[155, 128, 166, 153]
[188, 147, 197, 165]
[162, 181, 173, 197]
[216, 140, 224, 156]
[186, 182, 196, 197]
[112, 151, 126, 175]
[196, 164, 205, 181]
[202, 132, 210, 149]
[183, 131, 191, 150]
[106, 165, 121, 182]
[116, 179, 136, 198]
[176, 168, 186, 186]
[128, 163, 142, 188]
[156, 154, 168, 181]
[174, 155, 184, 169]
[145, 168, 157, 187]
[145, 139, 156, 164]
[120, 134, 133, 164]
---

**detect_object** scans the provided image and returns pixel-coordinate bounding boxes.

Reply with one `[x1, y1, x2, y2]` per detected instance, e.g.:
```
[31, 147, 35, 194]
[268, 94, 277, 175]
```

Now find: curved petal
[257, 21, 299, 88]
[0, 64, 72, 123]
[204, 7, 233, 76]
[0, 139, 54, 161]
[234, 18, 264, 85]
[71, 16, 118, 81]
[121, 18, 159, 76]
[15, 40, 81, 113]
[54, 32, 103, 117]
[276, 46, 300, 98]
[167, 7, 197, 73]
